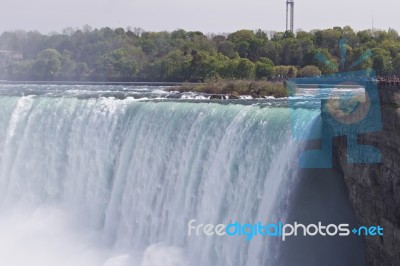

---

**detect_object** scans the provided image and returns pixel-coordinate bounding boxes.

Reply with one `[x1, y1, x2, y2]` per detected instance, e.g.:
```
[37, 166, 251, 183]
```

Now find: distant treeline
[0, 26, 400, 81]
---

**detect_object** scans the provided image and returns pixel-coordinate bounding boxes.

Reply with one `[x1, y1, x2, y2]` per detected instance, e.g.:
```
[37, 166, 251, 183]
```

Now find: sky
[0, 0, 399, 34]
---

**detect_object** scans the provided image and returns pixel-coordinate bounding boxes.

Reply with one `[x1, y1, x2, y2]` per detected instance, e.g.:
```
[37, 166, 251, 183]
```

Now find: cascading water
[0, 85, 347, 266]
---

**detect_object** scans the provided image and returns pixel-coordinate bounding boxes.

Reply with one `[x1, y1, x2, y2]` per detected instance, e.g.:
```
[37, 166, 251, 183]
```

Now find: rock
[210, 94, 224, 99]
[329, 84, 400, 266]
[228, 94, 239, 99]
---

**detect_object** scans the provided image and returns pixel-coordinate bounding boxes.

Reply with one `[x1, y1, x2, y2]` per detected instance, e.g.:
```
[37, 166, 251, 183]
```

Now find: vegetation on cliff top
[0, 26, 400, 82]
[172, 80, 287, 98]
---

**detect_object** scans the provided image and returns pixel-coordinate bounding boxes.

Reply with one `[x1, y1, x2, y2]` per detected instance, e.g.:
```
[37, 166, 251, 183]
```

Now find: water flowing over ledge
[0, 91, 323, 265]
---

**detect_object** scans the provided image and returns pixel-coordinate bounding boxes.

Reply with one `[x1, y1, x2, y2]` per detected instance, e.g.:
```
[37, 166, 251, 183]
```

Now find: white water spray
[0, 94, 319, 266]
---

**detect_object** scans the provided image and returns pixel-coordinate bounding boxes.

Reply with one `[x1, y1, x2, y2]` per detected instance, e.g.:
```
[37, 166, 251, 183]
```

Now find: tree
[158, 50, 191, 81]
[227, 30, 256, 58]
[280, 38, 301, 65]
[95, 49, 139, 81]
[357, 30, 374, 44]
[350, 47, 373, 71]
[4, 60, 34, 80]
[219, 59, 237, 79]
[235, 58, 255, 79]
[391, 53, 400, 76]
[274, 65, 297, 78]
[314, 29, 342, 54]
[296, 31, 313, 40]
[255, 57, 274, 79]
[62, 27, 77, 37]
[32, 49, 63, 80]
[370, 48, 392, 75]
[287, 66, 297, 78]
[216, 41, 237, 59]
[1, 26, 400, 82]
[188, 50, 222, 81]
[304, 48, 338, 74]
[299, 65, 321, 77]
[259, 41, 281, 65]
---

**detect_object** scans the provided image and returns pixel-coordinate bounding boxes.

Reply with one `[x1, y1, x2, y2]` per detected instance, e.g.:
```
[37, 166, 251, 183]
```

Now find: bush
[255, 57, 274, 79]
[274, 65, 298, 78]
[299, 65, 321, 77]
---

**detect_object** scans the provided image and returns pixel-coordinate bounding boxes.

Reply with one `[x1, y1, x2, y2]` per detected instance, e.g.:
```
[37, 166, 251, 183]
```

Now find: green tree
[350, 47, 373, 71]
[299, 65, 321, 77]
[216, 41, 237, 59]
[159, 50, 191, 81]
[95, 49, 139, 80]
[255, 57, 274, 79]
[1, 26, 400, 82]
[189, 50, 222, 81]
[313, 29, 342, 54]
[371, 48, 392, 75]
[304, 48, 338, 74]
[32, 48, 63, 80]
[235, 58, 255, 79]
[274, 65, 297, 78]
[228, 30, 256, 58]
[392, 53, 400, 76]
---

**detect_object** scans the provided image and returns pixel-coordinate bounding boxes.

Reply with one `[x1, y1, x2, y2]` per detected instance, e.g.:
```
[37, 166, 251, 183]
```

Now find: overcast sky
[0, 0, 399, 34]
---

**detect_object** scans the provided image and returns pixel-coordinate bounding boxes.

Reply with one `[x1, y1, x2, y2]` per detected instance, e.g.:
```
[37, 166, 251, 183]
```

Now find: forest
[0, 26, 399, 82]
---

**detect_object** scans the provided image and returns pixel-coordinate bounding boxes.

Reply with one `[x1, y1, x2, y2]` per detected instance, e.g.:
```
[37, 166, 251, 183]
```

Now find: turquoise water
[0, 86, 328, 265]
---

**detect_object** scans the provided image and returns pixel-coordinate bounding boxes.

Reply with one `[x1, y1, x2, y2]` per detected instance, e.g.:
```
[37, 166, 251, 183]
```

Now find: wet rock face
[329, 84, 400, 266]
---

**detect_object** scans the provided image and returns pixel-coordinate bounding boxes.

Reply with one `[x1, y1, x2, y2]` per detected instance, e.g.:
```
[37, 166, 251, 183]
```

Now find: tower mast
[286, 0, 294, 32]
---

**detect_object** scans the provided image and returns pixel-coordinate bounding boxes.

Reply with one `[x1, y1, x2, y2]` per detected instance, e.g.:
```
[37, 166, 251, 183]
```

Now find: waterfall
[0, 94, 319, 266]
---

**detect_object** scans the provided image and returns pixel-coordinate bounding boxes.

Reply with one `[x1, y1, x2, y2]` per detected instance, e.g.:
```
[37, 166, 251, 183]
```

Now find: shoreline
[170, 80, 287, 98]
[0, 80, 192, 86]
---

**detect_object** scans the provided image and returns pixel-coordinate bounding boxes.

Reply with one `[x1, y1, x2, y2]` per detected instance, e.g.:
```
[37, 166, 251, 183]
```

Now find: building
[0, 50, 23, 68]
